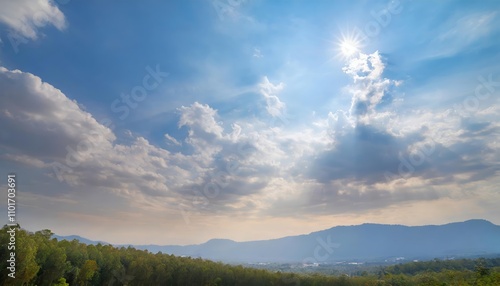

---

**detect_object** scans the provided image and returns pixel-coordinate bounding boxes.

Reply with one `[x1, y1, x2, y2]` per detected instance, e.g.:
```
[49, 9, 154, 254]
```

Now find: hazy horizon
[52, 218, 499, 246]
[0, 0, 499, 246]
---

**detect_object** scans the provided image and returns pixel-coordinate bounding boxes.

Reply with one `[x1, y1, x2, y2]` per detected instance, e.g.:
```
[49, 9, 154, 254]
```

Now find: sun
[333, 31, 364, 60]
[326, 30, 364, 63]
[340, 39, 359, 57]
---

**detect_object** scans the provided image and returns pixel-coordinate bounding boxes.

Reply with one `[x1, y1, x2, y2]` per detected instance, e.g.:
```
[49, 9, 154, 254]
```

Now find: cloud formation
[0, 41, 498, 242]
[259, 76, 286, 117]
[2, 50, 498, 218]
[0, 67, 114, 161]
[0, 0, 66, 39]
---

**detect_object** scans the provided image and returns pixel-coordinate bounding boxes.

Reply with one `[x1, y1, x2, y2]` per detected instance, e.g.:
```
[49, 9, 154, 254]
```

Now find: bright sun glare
[335, 31, 363, 60]
[340, 39, 358, 56]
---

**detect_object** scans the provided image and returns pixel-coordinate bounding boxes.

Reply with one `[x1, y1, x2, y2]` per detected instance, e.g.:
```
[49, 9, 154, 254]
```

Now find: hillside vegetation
[1, 225, 499, 286]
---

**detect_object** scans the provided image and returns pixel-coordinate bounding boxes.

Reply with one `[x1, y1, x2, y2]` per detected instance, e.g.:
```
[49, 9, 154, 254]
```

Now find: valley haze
[54, 219, 500, 264]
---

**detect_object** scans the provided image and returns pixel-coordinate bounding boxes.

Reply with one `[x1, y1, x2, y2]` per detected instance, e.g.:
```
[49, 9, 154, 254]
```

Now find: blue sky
[0, 0, 499, 244]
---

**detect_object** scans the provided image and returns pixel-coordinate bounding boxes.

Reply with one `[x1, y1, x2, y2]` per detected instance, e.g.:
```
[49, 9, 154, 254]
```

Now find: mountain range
[54, 219, 500, 263]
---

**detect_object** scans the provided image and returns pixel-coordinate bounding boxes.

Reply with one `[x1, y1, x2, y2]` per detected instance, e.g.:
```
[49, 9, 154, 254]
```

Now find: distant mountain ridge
[52, 234, 109, 246]
[55, 219, 500, 263]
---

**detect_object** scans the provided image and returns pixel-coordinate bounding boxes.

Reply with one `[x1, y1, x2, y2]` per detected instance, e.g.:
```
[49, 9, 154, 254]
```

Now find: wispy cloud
[164, 133, 181, 146]
[0, 0, 66, 39]
[427, 11, 498, 58]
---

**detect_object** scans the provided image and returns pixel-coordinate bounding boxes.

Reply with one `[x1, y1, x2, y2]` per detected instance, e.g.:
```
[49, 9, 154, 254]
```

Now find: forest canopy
[1, 225, 499, 286]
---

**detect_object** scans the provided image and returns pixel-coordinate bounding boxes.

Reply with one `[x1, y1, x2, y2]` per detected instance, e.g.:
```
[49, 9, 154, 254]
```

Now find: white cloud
[0, 67, 199, 207]
[179, 102, 224, 138]
[438, 12, 497, 46]
[164, 133, 181, 146]
[3, 153, 46, 168]
[343, 51, 385, 81]
[0, 61, 498, 241]
[341, 51, 397, 125]
[259, 76, 285, 117]
[425, 11, 498, 58]
[253, 48, 263, 58]
[0, 68, 285, 218]
[0, 67, 115, 160]
[0, 0, 66, 39]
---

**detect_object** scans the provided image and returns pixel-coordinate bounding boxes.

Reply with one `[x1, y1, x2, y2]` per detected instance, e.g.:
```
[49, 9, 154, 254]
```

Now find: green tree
[77, 259, 98, 286]
[33, 230, 67, 286]
[0, 226, 40, 285]
[53, 277, 70, 286]
[58, 239, 90, 284]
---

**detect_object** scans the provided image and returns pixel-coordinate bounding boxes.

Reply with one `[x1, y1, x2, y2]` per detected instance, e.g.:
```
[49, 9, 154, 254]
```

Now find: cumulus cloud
[0, 0, 66, 39]
[283, 50, 500, 217]
[304, 51, 407, 185]
[259, 76, 286, 118]
[0, 60, 497, 224]
[179, 105, 223, 146]
[342, 51, 399, 124]
[0, 67, 114, 161]
[0, 69, 278, 217]
[0, 67, 195, 207]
